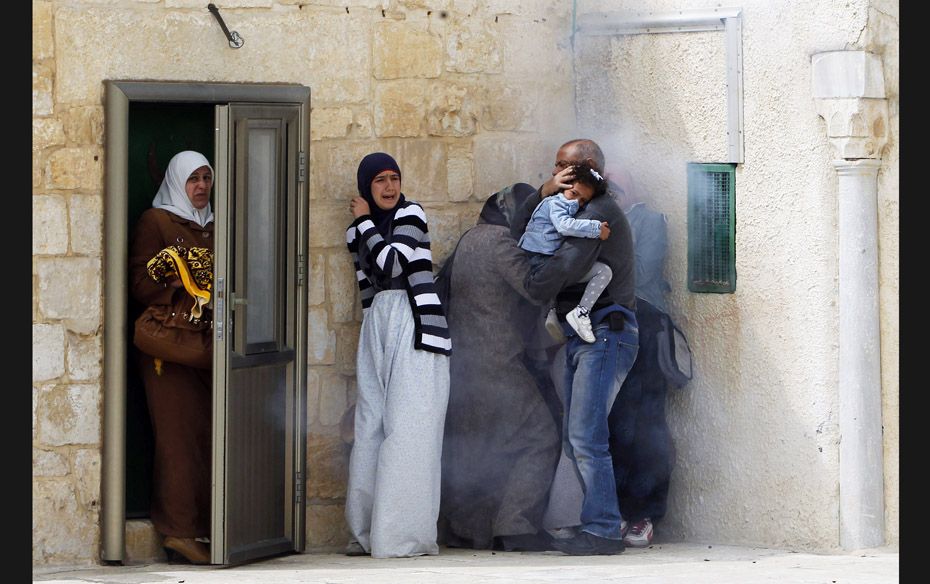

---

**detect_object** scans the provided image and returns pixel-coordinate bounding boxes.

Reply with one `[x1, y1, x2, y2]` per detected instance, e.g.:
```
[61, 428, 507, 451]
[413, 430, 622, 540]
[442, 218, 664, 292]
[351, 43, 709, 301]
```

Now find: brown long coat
[129, 207, 214, 538]
[130, 208, 215, 310]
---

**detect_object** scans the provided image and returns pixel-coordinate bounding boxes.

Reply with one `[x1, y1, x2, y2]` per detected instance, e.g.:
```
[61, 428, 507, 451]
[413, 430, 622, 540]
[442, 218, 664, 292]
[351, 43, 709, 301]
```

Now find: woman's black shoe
[494, 532, 554, 552]
[550, 531, 624, 555]
[345, 540, 370, 556]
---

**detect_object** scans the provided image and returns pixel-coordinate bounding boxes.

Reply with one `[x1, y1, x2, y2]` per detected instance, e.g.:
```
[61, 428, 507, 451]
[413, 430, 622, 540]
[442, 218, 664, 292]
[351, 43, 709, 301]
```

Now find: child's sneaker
[545, 308, 567, 343]
[566, 306, 596, 343]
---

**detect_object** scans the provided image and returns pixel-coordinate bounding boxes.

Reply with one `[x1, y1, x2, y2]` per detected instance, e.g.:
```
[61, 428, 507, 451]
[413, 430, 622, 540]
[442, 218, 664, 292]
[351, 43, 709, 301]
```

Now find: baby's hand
[598, 221, 611, 240]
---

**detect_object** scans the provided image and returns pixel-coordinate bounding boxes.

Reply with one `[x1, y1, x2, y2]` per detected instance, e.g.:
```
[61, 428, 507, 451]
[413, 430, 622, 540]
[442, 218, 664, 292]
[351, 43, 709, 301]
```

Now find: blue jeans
[561, 305, 639, 539]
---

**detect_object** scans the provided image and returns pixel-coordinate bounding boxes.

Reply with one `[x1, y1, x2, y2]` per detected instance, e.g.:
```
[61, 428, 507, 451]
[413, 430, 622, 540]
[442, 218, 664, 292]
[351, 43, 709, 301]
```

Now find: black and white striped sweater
[345, 201, 452, 356]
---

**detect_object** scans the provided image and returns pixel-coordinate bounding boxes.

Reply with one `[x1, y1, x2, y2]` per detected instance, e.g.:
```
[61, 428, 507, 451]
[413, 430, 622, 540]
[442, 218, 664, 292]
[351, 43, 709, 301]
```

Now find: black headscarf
[433, 182, 536, 315]
[478, 182, 535, 228]
[357, 152, 406, 237]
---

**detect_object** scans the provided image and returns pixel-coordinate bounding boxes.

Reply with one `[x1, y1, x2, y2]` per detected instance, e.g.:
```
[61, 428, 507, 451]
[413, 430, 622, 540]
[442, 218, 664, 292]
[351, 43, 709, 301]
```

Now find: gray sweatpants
[346, 290, 451, 558]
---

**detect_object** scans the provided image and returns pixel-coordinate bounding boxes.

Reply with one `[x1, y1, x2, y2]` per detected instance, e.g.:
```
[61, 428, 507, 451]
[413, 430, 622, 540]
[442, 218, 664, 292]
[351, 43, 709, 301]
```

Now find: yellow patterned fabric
[146, 246, 214, 319]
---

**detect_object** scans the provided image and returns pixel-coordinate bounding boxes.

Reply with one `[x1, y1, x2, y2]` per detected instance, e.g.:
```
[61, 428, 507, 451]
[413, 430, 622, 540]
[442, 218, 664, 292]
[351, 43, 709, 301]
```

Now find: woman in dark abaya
[439, 183, 562, 552]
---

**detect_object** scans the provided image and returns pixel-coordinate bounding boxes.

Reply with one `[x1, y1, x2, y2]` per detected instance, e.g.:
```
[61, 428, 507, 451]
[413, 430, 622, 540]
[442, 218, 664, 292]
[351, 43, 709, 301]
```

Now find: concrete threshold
[33, 542, 899, 584]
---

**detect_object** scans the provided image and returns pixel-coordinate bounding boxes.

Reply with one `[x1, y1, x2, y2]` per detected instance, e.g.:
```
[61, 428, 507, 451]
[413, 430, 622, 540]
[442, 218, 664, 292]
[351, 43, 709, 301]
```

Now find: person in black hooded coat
[438, 184, 562, 552]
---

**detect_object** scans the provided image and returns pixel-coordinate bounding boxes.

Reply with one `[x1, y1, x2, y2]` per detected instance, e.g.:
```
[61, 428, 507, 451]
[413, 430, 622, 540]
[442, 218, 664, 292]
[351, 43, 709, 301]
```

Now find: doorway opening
[125, 102, 215, 519]
[103, 81, 310, 565]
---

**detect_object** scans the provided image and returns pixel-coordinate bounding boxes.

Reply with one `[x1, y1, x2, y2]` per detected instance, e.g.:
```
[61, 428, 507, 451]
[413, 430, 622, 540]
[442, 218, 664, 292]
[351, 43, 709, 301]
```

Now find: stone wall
[32, 0, 575, 566]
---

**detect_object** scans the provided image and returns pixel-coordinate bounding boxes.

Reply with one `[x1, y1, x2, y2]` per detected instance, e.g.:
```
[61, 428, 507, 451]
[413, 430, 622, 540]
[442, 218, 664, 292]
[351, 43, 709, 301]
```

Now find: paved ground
[33, 542, 898, 584]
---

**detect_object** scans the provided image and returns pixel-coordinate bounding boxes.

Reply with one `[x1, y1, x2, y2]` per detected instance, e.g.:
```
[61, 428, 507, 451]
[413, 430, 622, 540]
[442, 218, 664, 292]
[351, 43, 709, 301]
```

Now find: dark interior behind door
[125, 102, 214, 518]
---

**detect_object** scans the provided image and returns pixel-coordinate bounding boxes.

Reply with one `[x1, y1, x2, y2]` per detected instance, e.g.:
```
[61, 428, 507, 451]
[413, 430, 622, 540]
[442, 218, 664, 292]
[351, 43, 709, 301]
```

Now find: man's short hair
[560, 139, 606, 172]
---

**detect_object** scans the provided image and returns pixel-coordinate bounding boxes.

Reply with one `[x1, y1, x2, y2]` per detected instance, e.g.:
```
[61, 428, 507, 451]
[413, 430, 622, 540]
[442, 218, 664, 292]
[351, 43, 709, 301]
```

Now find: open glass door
[212, 102, 307, 564]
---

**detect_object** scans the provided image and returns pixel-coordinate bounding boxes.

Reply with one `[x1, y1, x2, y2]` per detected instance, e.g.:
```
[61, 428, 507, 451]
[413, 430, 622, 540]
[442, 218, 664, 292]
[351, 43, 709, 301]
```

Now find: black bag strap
[657, 313, 693, 389]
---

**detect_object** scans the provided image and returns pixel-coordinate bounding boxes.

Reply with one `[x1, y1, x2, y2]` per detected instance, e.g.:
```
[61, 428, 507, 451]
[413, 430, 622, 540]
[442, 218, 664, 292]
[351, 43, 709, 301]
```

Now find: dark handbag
[433, 227, 471, 311]
[656, 313, 693, 388]
[133, 302, 212, 369]
[432, 258, 453, 310]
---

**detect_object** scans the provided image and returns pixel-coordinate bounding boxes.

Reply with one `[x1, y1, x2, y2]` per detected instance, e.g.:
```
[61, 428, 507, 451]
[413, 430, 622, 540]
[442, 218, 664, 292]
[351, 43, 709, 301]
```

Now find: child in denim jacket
[518, 161, 611, 342]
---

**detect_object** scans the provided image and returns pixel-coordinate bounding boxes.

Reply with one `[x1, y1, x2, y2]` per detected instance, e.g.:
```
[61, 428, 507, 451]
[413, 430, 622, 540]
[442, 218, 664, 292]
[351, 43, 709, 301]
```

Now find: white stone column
[813, 51, 888, 550]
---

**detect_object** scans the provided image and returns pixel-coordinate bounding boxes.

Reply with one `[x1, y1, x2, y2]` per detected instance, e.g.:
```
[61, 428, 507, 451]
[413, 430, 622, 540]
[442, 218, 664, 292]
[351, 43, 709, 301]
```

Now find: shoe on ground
[566, 306, 596, 343]
[547, 526, 578, 540]
[620, 518, 629, 539]
[550, 530, 624, 556]
[345, 540, 370, 556]
[442, 532, 477, 549]
[163, 536, 210, 565]
[545, 308, 567, 343]
[494, 532, 554, 552]
[622, 518, 654, 547]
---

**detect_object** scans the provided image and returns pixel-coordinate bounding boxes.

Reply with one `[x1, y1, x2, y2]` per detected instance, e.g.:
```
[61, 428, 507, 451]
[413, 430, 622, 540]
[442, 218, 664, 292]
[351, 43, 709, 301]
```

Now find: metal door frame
[102, 80, 309, 563]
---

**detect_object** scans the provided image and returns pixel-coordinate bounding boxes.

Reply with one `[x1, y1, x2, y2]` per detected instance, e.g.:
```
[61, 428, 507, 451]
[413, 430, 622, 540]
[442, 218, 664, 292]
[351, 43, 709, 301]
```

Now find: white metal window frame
[574, 7, 744, 164]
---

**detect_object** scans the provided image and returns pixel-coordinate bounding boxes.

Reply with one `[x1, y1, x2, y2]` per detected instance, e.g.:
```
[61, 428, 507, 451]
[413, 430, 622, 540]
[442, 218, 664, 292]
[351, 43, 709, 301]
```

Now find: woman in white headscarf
[129, 150, 215, 564]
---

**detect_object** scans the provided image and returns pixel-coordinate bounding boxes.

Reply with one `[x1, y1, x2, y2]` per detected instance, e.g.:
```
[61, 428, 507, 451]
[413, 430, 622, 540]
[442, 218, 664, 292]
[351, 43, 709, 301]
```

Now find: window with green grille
[687, 163, 736, 293]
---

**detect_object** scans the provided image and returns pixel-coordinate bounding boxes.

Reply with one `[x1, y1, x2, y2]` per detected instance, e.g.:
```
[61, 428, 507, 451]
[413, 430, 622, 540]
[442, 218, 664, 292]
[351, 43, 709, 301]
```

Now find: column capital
[832, 158, 883, 173]
[812, 51, 888, 160]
